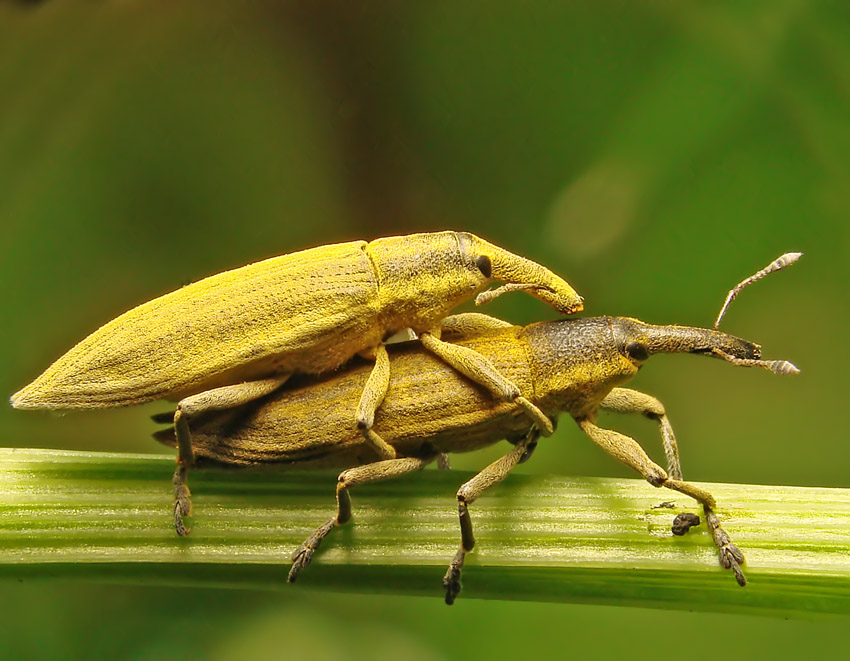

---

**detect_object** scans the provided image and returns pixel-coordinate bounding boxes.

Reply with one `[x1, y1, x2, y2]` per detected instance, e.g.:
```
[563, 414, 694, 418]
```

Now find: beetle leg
[599, 387, 682, 480]
[419, 331, 555, 436]
[355, 343, 397, 460]
[577, 417, 746, 586]
[288, 454, 437, 583]
[172, 462, 192, 536]
[443, 432, 533, 605]
[171, 375, 290, 536]
[439, 313, 514, 337]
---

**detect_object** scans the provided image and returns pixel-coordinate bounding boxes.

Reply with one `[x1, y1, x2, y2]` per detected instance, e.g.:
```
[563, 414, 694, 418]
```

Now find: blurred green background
[1, 1, 848, 658]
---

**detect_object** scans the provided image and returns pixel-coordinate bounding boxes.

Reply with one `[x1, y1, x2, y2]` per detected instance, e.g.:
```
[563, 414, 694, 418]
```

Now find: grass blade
[1, 448, 848, 616]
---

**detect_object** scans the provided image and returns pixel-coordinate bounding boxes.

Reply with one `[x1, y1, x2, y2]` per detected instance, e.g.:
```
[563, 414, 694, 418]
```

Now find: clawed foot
[442, 548, 466, 605]
[173, 485, 192, 536]
[705, 509, 747, 586]
[717, 539, 747, 586]
[669, 508, 746, 586]
[288, 518, 336, 583]
[287, 547, 312, 583]
[172, 463, 192, 536]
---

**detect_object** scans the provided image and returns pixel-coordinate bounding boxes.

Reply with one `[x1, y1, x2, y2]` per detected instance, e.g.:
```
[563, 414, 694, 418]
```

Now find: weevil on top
[151, 251, 801, 603]
[10, 231, 583, 533]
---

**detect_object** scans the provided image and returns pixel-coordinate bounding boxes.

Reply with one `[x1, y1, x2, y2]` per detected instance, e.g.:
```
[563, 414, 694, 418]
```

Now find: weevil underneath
[154, 259, 799, 602]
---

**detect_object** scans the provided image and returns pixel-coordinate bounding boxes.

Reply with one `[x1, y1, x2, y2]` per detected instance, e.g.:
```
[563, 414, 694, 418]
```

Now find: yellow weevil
[10, 231, 583, 535]
[154, 253, 801, 603]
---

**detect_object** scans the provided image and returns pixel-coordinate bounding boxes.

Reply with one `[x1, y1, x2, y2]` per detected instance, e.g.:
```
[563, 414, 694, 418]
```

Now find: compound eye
[475, 255, 492, 279]
[625, 341, 649, 362]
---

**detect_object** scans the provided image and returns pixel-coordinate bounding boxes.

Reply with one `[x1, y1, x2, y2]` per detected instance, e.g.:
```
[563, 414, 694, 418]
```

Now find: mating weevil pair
[11, 232, 581, 535]
[10, 232, 801, 603]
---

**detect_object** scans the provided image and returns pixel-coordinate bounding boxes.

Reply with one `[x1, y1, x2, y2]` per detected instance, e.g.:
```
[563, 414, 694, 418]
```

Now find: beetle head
[522, 315, 798, 417]
[367, 231, 583, 332]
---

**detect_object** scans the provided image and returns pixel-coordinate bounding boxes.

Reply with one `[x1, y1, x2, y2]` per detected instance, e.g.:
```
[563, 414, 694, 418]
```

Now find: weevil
[153, 254, 801, 603]
[10, 231, 582, 534]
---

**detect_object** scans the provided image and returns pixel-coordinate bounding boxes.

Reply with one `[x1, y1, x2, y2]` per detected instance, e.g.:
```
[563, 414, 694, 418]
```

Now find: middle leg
[443, 431, 535, 604]
[355, 343, 397, 460]
[288, 453, 437, 583]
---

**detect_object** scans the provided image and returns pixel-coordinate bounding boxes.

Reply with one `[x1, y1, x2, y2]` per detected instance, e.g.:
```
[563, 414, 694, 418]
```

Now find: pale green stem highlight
[1, 448, 848, 616]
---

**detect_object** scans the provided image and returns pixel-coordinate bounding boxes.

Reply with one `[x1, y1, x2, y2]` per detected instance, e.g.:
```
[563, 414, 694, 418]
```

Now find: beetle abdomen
[11, 241, 381, 409]
[157, 332, 534, 468]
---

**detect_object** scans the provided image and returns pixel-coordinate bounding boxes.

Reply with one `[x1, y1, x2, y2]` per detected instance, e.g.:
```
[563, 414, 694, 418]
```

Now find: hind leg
[171, 375, 290, 535]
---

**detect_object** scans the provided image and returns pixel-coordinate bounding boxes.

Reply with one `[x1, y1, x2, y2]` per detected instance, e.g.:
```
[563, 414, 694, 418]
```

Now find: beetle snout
[647, 325, 761, 360]
[615, 318, 761, 361]
[466, 235, 584, 315]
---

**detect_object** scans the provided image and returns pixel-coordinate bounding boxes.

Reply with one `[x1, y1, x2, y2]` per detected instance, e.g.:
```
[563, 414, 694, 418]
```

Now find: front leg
[419, 330, 554, 436]
[599, 387, 682, 480]
[577, 417, 746, 586]
[439, 312, 514, 337]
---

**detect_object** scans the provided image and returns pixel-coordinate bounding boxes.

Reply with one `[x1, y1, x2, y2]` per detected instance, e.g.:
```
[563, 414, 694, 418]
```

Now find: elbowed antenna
[707, 251, 803, 374]
[475, 283, 560, 306]
[709, 349, 800, 376]
[714, 252, 803, 330]
[619, 319, 800, 376]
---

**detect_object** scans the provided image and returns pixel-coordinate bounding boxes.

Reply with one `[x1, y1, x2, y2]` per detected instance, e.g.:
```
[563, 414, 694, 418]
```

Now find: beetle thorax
[522, 318, 639, 418]
[365, 232, 488, 333]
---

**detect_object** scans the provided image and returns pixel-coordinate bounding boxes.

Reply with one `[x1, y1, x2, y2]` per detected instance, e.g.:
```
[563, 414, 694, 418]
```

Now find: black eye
[625, 341, 649, 362]
[475, 255, 492, 278]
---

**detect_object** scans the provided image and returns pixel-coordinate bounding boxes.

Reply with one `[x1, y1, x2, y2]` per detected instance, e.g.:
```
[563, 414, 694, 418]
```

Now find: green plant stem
[1, 447, 849, 615]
